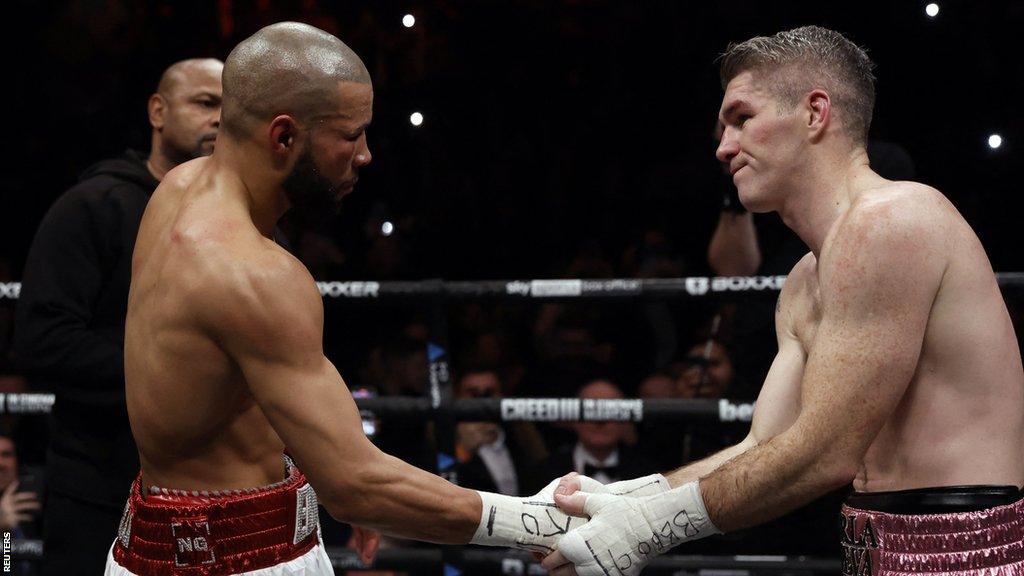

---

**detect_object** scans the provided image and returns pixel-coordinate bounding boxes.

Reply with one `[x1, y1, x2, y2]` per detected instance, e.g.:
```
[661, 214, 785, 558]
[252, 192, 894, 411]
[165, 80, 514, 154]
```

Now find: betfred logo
[718, 399, 755, 422]
[171, 518, 216, 567]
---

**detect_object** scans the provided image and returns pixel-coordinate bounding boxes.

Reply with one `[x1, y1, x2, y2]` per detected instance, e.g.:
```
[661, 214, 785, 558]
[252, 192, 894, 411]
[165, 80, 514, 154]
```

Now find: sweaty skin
[693, 182, 1024, 531]
[124, 123, 484, 545]
[547, 71, 1024, 551]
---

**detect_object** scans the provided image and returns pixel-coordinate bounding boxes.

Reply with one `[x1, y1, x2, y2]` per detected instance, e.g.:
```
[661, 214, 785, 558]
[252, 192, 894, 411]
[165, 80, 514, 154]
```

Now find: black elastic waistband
[845, 485, 1023, 515]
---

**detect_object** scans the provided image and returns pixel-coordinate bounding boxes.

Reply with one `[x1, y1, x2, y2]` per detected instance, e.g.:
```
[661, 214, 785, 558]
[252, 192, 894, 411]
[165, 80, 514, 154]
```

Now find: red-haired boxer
[543, 26, 1024, 576]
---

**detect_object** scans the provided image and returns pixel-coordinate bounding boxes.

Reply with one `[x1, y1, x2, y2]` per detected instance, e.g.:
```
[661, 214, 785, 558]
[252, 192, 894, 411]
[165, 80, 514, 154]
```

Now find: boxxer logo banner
[685, 278, 710, 296]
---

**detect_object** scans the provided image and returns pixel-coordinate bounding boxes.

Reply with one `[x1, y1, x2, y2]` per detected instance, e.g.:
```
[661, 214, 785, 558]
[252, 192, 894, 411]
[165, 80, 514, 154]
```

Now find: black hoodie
[15, 149, 158, 507]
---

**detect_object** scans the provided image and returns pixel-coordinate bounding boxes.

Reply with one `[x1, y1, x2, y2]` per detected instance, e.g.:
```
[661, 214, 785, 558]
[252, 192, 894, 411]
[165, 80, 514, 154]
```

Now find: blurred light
[382, 221, 395, 236]
[988, 134, 1003, 149]
[925, 3, 939, 17]
[410, 112, 424, 126]
[402, 14, 416, 28]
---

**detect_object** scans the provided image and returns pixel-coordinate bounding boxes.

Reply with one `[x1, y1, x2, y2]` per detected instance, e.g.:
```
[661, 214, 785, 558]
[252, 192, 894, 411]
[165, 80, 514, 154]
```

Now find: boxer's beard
[282, 147, 344, 225]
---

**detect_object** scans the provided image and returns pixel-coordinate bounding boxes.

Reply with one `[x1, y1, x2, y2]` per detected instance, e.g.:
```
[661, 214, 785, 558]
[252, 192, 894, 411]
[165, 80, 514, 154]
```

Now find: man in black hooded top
[14, 57, 223, 575]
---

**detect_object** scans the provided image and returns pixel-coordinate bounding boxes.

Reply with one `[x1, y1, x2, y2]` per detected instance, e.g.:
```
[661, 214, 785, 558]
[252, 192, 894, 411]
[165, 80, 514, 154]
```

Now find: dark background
[3, 0, 1021, 280]
[0, 0, 1022, 560]
[6, 0, 1022, 392]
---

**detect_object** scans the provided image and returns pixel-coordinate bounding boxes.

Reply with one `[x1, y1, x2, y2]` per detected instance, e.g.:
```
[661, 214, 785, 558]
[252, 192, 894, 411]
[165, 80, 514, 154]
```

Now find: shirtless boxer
[542, 26, 1024, 576]
[107, 22, 631, 576]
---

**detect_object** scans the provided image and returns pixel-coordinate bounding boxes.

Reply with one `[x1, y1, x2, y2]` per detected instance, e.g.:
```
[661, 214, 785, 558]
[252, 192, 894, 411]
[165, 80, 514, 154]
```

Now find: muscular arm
[210, 246, 479, 544]
[665, 279, 806, 487]
[698, 203, 945, 531]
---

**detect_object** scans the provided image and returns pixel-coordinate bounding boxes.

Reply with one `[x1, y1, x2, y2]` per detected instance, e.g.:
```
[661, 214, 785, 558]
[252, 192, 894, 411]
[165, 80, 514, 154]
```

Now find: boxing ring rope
[1, 393, 755, 423]
[4, 273, 1024, 573]
[4, 272, 1024, 302]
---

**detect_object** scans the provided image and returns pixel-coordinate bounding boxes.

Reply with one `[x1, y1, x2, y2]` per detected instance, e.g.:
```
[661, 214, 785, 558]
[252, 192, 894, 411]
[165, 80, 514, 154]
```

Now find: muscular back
[769, 182, 1024, 492]
[126, 158, 290, 491]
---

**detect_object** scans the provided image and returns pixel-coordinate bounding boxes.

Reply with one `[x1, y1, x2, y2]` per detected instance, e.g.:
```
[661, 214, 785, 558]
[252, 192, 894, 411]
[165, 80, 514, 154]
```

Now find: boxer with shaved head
[109, 22, 588, 576]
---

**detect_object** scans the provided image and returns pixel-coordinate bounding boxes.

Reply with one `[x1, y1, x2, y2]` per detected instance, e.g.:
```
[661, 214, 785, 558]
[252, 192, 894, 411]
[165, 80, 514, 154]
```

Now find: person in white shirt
[535, 380, 656, 489]
[455, 368, 547, 495]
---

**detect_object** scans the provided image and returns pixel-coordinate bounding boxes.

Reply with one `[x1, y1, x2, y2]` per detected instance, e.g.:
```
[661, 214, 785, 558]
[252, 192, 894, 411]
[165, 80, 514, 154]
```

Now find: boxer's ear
[148, 93, 166, 132]
[806, 89, 831, 143]
[268, 115, 299, 154]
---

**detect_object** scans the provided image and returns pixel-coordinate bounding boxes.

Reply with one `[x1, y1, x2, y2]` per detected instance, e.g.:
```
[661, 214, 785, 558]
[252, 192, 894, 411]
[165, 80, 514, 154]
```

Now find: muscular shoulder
[196, 235, 322, 351]
[824, 183, 949, 275]
[819, 182, 949, 308]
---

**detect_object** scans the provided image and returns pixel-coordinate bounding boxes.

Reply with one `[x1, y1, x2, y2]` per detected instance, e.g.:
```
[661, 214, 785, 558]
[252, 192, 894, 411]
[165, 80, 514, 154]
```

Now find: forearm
[707, 212, 761, 276]
[329, 450, 481, 544]
[664, 436, 757, 488]
[698, 427, 852, 532]
[332, 449, 582, 553]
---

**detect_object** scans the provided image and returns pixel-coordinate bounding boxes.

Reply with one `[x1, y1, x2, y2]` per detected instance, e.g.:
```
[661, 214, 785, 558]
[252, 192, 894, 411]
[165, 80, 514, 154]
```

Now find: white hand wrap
[470, 479, 585, 554]
[603, 473, 671, 497]
[557, 481, 720, 576]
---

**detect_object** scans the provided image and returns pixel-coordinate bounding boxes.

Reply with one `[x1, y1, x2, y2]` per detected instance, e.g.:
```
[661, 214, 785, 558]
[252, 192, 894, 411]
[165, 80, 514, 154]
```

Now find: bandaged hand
[469, 478, 588, 554]
[542, 482, 720, 576]
[554, 471, 671, 499]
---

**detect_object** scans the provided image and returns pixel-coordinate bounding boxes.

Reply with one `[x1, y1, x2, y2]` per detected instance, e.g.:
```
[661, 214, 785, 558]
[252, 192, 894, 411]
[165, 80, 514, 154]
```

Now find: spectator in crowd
[13, 58, 223, 575]
[636, 339, 742, 471]
[675, 339, 736, 400]
[672, 339, 746, 461]
[0, 433, 40, 537]
[526, 311, 614, 400]
[0, 432, 37, 575]
[534, 379, 654, 490]
[366, 333, 435, 473]
[454, 367, 546, 495]
[636, 370, 688, 471]
[637, 370, 675, 400]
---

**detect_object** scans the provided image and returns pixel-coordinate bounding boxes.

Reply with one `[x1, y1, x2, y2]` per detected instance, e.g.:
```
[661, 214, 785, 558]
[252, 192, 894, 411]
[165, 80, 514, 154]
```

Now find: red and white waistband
[113, 456, 320, 575]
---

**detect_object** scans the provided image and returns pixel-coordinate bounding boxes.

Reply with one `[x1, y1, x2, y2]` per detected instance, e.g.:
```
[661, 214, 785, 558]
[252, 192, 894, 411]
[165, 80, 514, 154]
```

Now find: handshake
[470, 472, 719, 576]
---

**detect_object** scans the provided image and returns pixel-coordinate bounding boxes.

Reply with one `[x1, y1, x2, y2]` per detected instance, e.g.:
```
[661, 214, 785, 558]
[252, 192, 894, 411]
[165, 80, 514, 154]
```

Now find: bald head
[221, 22, 371, 138]
[157, 58, 224, 97]
[578, 380, 624, 400]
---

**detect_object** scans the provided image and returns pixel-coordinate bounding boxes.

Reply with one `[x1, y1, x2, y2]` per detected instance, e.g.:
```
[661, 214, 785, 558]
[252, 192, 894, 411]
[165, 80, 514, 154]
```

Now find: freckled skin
[781, 186, 1024, 493]
[666, 70, 1022, 532]
[542, 65, 1024, 576]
